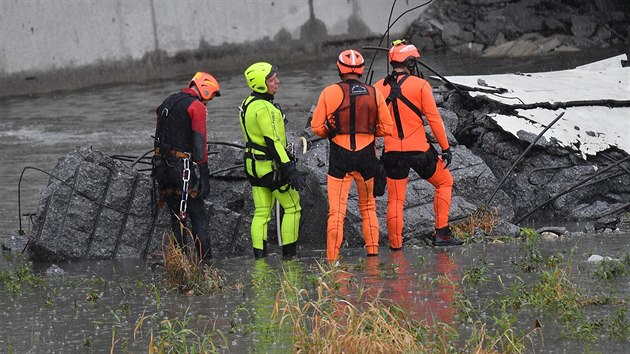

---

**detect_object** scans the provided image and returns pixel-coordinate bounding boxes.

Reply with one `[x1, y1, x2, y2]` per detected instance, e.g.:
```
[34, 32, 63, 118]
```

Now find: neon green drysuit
[239, 92, 301, 257]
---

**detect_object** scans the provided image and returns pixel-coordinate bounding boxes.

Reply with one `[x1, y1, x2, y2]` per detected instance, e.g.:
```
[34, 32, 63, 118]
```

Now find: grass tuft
[453, 207, 500, 241]
[272, 262, 454, 353]
[162, 232, 223, 295]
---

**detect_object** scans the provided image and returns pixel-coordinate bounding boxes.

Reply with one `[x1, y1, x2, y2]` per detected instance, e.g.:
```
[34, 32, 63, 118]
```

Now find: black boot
[253, 240, 268, 259]
[433, 226, 463, 246]
[282, 242, 297, 259]
[253, 248, 266, 259]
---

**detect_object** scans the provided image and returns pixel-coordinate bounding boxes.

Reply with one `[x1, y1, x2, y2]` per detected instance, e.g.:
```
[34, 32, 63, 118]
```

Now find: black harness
[384, 73, 425, 139]
[239, 93, 278, 183]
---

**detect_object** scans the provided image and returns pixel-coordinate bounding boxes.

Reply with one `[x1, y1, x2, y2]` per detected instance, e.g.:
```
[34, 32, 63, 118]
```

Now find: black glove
[373, 158, 387, 197]
[441, 148, 452, 168]
[197, 162, 210, 199]
[281, 162, 308, 191]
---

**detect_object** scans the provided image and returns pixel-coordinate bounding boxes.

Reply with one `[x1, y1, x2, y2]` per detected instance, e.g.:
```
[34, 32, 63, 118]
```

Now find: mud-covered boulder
[28, 147, 164, 261]
[27, 146, 255, 261]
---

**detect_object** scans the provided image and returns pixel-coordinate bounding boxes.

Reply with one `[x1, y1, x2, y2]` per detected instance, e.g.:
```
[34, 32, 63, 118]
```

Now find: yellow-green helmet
[244, 62, 277, 93]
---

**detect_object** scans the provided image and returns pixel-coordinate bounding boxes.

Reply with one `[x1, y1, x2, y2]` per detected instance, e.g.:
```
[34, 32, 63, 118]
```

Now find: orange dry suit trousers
[382, 145, 453, 249]
[326, 142, 380, 261]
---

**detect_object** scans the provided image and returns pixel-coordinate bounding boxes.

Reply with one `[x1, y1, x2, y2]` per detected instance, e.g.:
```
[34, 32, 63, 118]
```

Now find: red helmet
[337, 49, 365, 75]
[388, 40, 421, 65]
[189, 72, 221, 100]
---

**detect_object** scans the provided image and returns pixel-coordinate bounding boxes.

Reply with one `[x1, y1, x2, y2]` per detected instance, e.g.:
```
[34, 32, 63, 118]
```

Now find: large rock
[28, 148, 163, 261]
[407, 0, 628, 53]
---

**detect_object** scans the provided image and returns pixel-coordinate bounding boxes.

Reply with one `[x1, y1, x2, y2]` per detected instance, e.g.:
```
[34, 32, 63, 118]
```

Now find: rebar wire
[130, 149, 154, 167]
[601, 152, 630, 175]
[514, 155, 630, 224]
[487, 111, 565, 205]
[415, 60, 466, 96]
[364, 0, 434, 84]
[385, 0, 397, 75]
[597, 202, 630, 219]
[208, 141, 245, 149]
[594, 152, 630, 219]
[16, 166, 144, 235]
[209, 164, 244, 177]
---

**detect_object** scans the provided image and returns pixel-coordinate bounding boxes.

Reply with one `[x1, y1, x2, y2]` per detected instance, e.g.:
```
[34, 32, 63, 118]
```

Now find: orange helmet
[189, 72, 221, 100]
[388, 40, 421, 65]
[337, 49, 365, 75]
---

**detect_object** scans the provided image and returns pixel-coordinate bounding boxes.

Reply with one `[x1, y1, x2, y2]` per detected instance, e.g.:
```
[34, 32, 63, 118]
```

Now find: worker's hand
[197, 162, 211, 199]
[441, 148, 452, 168]
[281, 162, 308, 191]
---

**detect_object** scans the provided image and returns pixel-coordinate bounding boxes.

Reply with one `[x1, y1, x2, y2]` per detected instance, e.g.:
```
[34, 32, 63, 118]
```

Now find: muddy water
[1, 233, 628, 352]
[0, 48, 628, 352]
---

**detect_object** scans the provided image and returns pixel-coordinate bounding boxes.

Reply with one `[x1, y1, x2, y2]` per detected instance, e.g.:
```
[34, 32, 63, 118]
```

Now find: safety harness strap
[154, 147, 191, 159]
[385, 74, 424, 139]
[240, 95, 278, 180]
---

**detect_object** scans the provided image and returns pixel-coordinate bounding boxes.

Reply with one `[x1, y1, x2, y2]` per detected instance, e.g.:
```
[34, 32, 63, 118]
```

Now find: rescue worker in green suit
[239, 62, 307, 259]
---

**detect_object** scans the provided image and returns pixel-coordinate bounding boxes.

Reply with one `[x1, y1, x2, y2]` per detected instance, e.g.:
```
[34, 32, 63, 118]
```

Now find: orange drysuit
[373, 73, 453, 249]
[311, 79, 393, 261]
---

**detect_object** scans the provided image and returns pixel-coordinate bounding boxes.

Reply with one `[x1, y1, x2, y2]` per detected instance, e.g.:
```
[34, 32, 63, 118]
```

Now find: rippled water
[1, 233, 628, 352]
[0, 47, 628, 352]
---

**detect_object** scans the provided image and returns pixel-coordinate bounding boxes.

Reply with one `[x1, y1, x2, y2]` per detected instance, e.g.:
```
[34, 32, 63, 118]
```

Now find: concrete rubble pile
[405, 0, 628, 56]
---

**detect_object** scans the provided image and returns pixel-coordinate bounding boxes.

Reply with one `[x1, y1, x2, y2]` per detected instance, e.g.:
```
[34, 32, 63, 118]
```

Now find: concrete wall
[0, 0, 427, 76]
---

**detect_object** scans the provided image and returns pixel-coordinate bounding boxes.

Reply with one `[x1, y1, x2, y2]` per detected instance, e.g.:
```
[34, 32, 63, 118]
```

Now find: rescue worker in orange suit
[374, 40, 463, 247]
[311, 49, 393, 262]
[152, 72, 220, 260]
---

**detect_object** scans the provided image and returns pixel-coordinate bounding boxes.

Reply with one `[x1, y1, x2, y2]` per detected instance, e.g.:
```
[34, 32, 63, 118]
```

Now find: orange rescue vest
[332, 81, 377, 137]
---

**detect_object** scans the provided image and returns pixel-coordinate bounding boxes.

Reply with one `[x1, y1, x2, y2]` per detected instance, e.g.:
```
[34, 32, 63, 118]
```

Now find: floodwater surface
[1, 233, 629, 352]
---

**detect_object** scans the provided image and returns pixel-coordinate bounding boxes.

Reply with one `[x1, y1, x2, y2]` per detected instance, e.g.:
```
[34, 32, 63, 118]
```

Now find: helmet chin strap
[409, 62, 418, 76]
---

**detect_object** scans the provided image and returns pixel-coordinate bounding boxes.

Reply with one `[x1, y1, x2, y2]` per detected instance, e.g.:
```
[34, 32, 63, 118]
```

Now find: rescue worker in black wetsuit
[152, 72, 220, 260]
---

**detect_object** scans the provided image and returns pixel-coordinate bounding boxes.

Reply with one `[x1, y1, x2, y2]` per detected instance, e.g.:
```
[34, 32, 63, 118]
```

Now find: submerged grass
[162, 232, 223, 295]
[272, 262, 449, 353]
[147, 311, 227, 354]
[0, 256, 44, 295]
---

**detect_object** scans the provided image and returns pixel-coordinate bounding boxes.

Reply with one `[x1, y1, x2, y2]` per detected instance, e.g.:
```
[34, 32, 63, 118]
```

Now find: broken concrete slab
[439, 55, 630, 226]
[438, 54, 630, 157]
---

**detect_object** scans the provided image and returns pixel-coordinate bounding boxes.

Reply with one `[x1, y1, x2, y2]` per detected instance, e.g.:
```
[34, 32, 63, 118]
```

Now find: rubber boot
[282, 242, 297, 260]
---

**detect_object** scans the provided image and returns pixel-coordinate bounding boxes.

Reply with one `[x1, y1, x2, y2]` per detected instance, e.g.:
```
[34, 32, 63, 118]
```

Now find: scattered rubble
[406, 0, 628, 56]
